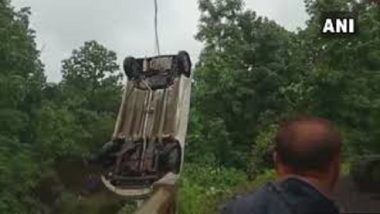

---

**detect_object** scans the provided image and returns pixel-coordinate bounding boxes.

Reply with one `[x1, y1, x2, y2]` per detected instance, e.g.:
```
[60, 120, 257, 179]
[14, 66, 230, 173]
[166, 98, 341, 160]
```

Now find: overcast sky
[11, 0, 309, 82]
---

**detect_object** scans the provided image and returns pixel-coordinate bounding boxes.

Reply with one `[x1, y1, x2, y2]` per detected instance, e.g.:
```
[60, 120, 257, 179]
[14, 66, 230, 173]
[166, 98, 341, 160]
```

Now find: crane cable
[154, 0, 161, 55]
[154, 0, 167, 143]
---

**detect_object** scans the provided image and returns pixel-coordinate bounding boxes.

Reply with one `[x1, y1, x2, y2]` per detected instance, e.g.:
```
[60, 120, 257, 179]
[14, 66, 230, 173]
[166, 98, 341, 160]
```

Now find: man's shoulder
[220, 183, 288, 214]
[220, 178, 340, 214]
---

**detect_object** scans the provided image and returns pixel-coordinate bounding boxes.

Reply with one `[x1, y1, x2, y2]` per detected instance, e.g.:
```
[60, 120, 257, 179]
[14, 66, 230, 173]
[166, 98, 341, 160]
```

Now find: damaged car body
[92, 51, 192, 197]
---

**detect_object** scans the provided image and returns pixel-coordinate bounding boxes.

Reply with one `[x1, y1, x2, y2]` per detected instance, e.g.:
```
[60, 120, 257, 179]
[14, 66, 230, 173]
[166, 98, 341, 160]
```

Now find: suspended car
[92, 51, 192, 198]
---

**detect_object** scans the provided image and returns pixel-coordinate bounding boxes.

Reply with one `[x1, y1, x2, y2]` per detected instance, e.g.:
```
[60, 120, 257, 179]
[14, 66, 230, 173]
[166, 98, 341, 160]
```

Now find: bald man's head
[274, 117, 342, 172]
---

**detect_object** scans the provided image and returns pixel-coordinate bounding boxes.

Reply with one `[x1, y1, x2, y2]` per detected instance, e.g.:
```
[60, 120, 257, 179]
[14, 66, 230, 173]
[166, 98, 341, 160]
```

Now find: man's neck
[279, 174, 335, 199]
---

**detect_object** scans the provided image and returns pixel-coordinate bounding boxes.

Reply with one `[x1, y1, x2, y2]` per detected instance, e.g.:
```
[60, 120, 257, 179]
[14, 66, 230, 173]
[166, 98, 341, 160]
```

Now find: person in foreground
[221, 117, 342, 214]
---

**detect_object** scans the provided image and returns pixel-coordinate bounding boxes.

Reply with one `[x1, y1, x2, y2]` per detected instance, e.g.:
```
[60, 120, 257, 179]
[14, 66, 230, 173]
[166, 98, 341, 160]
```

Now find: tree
[188, 0, 297, 169]
[0, 1, 46, 212]
[30, 42, 124, 212]
[35, 41, 123, 160]
[182, 0, 380, 212]
[61, 40, 122, 113]
[299, 0, 380, 153]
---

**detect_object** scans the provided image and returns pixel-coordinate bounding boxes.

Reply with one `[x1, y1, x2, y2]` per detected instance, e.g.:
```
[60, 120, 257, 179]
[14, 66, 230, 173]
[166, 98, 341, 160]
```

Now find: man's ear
[273, 151, 286, 176]
[328, 154, 342, 189]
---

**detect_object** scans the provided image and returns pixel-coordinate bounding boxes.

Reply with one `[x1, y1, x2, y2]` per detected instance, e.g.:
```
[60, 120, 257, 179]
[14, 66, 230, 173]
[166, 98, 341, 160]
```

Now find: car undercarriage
[91, 51, 192, 197]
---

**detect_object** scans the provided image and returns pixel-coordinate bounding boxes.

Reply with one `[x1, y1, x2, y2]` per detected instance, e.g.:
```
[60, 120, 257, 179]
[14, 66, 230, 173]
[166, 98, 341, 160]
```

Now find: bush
[178, 164, 276, 214]
[178, 178, 209, 214]
[250, 125, 278, 177]
[178, 163, 247, 214]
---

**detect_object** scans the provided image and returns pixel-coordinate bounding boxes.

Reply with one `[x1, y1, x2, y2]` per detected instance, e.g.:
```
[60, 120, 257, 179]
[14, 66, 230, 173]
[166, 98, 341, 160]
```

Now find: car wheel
[123, 57, 140, 80]
[177, 51, 191, 77]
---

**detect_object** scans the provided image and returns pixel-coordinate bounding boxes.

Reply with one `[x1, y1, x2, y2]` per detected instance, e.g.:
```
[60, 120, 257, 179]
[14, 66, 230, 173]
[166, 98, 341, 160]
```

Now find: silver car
[96, 51, 192, 198]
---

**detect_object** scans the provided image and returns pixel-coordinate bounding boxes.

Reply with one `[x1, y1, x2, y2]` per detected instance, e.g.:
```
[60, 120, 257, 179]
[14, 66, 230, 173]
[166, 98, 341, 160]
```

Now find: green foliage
[1, 0, 380, 212]
[184, 0, 380, 211]
[299, 0, 380, 153]
[228, 169, 276, 197]
[0, 2, 121, 212]
[182, 163, 247, 190]
[190, 0, 380, 170]
[178, 163, 247, 214]
[45, 40, 123, 160]
[117, 202, 137, 214]
[249, 125, 278, 176]
[0, 137, 41, 213]
[178, 164, 275, 214]
[56, 191, 125, 214]
[178, 178, 209, 214]
[61, 40, 122, 113]
[0, 1, 46, 212]
[35, 103, 84, 159]
[341, 161, 351, 177]
[190, 0, 302, 170]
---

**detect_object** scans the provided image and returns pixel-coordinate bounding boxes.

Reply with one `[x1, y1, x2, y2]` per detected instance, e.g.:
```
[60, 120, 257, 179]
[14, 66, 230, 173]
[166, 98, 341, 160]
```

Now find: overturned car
[92, 51, 192, 198]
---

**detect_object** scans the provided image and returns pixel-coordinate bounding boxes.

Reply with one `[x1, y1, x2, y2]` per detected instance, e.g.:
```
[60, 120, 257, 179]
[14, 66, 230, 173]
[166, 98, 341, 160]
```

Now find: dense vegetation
[0, 0, 379, 213]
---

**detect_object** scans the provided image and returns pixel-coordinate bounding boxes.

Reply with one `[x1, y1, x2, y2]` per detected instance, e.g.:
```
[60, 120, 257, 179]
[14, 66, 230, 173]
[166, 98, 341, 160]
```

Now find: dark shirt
[221, 177, 340, 214]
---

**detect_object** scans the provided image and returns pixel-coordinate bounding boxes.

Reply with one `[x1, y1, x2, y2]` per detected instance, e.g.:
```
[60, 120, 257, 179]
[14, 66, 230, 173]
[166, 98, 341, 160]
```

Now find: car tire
[177, 51, 192, 77]
[123, 57, 140, 80]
